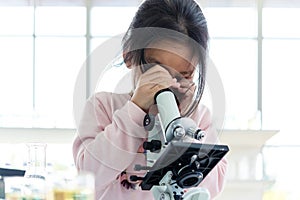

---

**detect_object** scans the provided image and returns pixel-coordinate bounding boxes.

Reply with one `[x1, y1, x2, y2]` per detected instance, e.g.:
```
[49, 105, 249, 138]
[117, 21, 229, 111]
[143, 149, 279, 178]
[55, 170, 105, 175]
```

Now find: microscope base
[151, 185, 210, 200]
[150, 171, 210, 200]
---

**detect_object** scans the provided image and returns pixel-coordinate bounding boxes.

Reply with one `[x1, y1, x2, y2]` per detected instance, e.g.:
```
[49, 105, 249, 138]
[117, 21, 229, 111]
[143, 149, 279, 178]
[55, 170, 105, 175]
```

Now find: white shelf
[216, 129, 278, 200]
[219, 129, 278, 147]
[225, 179, 275, 189]
[217, 180, 275, 200]
[0, 127, 76, 144]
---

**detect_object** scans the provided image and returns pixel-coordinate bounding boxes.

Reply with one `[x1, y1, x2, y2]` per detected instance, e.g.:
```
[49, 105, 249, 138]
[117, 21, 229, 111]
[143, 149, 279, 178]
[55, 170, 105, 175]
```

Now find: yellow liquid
[5, 193, 45, 200]
[52, 189, 94, 200]
[6, 189, 93, 200]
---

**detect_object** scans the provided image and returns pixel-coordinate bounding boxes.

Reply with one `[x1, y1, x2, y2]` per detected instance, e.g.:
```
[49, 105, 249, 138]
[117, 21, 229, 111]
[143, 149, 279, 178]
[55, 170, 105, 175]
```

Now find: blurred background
[0, 0, 299, 199]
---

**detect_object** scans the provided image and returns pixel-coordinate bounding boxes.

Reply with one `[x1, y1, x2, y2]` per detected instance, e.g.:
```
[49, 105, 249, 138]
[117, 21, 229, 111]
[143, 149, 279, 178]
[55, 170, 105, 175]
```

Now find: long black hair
[122, 0, 209, 116]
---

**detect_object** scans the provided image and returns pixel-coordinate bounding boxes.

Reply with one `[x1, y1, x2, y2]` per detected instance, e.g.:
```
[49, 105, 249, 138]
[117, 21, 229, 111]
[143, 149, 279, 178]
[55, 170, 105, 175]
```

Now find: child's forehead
[144, 40, 199, 65]
[146, 39, 190, 50]
[146, 40, 196, 59]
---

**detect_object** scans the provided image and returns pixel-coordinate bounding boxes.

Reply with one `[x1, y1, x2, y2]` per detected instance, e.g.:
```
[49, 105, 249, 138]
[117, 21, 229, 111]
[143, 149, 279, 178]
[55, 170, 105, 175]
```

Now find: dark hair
[122, 0, 209, 116]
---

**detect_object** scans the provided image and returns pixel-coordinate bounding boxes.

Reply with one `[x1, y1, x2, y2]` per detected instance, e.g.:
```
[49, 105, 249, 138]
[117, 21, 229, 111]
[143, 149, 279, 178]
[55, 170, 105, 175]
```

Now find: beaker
[24, 143, 47, 180]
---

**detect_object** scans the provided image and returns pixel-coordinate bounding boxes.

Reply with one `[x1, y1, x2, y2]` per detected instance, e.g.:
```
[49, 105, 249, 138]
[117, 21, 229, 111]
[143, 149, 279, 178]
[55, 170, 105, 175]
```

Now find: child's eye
[175, 74, 183, 81]
[146, 58, 161, 65]
[180, 73, 193, 80]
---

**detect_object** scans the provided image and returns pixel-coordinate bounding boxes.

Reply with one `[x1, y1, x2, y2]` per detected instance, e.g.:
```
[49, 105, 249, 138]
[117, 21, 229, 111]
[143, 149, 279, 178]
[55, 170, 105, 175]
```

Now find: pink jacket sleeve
[72, 92, 147, 191]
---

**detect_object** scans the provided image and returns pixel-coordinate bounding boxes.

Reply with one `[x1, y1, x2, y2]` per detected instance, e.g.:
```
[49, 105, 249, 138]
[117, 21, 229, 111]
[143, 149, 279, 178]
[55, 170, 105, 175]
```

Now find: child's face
[144, 40, 199, 114]
[144, 40, 198, 81]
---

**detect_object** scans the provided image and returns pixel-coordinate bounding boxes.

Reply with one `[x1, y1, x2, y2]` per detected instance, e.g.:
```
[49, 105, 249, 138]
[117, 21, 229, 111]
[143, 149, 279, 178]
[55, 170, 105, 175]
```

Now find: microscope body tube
[154, 89, 180, 134]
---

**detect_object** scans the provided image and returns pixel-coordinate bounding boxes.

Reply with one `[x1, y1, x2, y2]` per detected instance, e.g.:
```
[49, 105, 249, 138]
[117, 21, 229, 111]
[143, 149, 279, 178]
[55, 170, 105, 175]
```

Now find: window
[0, 2, 261, 130]
[0, 4, 138, 129]
[203, 5, 259, 129]
[0, 6, 87, 128]
[262, 8, 300, 131]
[1, 1, 298, 131]
[0, 7, 34, 127]
[262, 7, 300, 198]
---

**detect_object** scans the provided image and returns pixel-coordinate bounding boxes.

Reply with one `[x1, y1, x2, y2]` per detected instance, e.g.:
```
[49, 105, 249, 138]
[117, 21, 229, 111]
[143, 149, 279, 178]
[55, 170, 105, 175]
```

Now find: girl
[73, 0, 227, 199]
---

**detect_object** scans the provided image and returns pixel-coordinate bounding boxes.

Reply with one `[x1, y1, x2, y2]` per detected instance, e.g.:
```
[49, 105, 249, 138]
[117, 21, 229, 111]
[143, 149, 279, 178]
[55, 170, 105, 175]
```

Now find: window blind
[0, 0, 299, 7]
[264, 0, 300, 7]
[0, 0, 86, 6]
[198, 0, 300, 8]
[0, 0, 142, 6]
[197, 0, 256, 8]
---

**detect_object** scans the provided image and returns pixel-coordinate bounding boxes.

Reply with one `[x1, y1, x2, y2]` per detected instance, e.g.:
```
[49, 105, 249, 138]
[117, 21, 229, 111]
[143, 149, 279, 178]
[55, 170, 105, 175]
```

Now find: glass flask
[24, 143, 47, 180]
[23, 143, 47, 200]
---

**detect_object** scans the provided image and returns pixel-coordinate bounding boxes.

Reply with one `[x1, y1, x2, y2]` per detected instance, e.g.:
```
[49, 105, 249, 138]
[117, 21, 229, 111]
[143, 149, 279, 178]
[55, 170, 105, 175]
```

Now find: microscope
[130, 89, 229, 200]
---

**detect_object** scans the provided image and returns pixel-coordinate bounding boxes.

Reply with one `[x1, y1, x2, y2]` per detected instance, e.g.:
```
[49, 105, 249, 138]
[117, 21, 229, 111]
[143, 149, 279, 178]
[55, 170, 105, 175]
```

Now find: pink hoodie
[73, 92, 227, 200]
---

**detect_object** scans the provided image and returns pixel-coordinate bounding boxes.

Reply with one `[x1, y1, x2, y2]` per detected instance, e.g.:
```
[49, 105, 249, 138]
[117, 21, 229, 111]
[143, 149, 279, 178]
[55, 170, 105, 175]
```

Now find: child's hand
[131, 65, 180, 112]
[171, 78, 196, 114]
